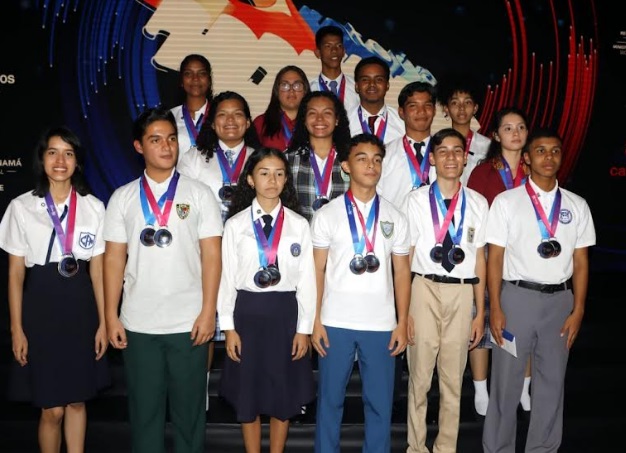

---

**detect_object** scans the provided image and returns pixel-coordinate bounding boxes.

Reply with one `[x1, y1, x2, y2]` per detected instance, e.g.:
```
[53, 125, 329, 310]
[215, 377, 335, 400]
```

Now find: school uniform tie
[329, 80, 338, 96]
[225, 150, 235, 167]
[368, 115, 378, 134]
[262, 214, 273, 239]
[441, 199, 455, 273]
[413, 141, 425, 165]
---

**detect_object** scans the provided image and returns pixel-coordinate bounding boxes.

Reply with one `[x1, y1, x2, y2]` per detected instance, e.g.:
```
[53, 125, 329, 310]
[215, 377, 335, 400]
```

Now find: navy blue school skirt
[219, 290, 315, 422]
[7, 261, 111, 408]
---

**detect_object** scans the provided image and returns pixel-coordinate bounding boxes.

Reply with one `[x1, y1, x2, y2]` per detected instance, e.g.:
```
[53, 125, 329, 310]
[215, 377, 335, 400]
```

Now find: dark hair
[132, 107, 177, 143]
[354, 56, 390, 81]
[315, 25, 344, 48]
[338, 133, 386, 162]
[176, 54, 213, 105]
[437, 72, 482, 106]
[523, 127, 563, 155]
[32, 126, 91, 197]
[483, 107, 529, 162]
[195, 91, 261, 160]
[398, 81, 437, 108]
[286, 91, 351, 160]
[430, 127, 466, 150]
[227, 147, 302, 218]
[259, 65, 310, 140]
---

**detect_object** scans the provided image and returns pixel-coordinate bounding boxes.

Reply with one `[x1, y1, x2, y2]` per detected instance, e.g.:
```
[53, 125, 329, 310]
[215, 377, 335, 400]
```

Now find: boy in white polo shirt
[403, 127, 488, 453]
[311, 133, 411, 452]
[483, 128, 596, 453]
[103, 107, 223, 453]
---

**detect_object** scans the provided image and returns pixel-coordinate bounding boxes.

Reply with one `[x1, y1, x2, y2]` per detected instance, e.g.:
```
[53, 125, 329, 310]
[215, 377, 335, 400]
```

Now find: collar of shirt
[218, 140, 245, 157]
[251, 197, 282, 223]
[353, 194, 376, 217]
[143, 168, 177, 191]
[528, 175, 559, 207]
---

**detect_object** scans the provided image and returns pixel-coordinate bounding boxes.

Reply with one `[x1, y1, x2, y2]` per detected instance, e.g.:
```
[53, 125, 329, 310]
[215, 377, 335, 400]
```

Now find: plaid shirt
[287, 149, 350, 222]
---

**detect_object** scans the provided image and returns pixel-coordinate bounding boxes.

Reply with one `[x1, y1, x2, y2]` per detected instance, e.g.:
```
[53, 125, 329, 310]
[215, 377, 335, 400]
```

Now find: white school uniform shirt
[460, 130, 491, 186]
[378, 135, 438, 209]
[309, 73, 360, 113]
[310, 192, 410, 331]
[217, 198, 316, 334]
[0, 190, 105, 266]
[347, 104, 405, 145]
[486, 177, 596, 284]
[170, 100, 210, 163]
[177, 140, 255, 218]
[403, 184, 489, 279]
[103, 169, 223, 334]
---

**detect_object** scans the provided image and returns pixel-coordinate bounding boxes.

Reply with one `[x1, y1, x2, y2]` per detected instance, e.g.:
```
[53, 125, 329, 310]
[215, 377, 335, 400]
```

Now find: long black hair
[227, 147, 301, 218]
[32, 126, 91, 197]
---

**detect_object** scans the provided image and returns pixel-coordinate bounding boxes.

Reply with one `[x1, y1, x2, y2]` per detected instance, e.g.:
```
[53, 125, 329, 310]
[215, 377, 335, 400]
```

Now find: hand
[191, 312, 215, 346]
[468, 316, 485, 351]
[224, 330, 242, 363]
[561, 311, 584, 350]
[311, 321, 329, 358]
[11, 329, 28, 366]
[490, 306, 506, 348]
[95, 323, 108, 360]
[291, 333, 309, 360]
[107, 318, 128, 349]
[388, 322, 408, 356]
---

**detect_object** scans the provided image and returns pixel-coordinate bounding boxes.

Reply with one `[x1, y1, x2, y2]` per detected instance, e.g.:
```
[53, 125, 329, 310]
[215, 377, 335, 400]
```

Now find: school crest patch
[176, 203, 190, 220]
[79, 232, 96, 249]
[467, 227, 476, 243]
[559, 209, 572, 224]
[380, 221, 394, 238]
[291, 243, 301, 257]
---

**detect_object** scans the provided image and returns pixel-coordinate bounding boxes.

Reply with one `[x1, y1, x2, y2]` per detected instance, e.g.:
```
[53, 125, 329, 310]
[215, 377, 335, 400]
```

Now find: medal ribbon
[216, 145, 246, 185]
[309, 146, 336, 198]
[429, 182, 465, 246]
[252, 205, 285, 267]
[498, 157, 527, 190]
[45, 188, 77, 256]
[319, 75, 346, 103]
[402, 135, 431, 187]
[140, 171, 180, 228]
[182, 102, 209, 147]
[358, 106, 388, 141]
[344, 191, 379, 255]
[280, 112, 293, 146]
[525, 180, 561, 240]
[465, 130, 474, 158]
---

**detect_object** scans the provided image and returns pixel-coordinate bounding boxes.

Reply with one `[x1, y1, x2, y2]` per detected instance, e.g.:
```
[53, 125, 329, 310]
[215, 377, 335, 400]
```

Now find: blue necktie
[225, 150, 234, 167]
[329, 80, 338, 96]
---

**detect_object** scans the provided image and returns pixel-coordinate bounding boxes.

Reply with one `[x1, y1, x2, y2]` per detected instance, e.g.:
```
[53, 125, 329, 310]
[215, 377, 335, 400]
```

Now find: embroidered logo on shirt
[291, 243, 301, 257]
[79, 232, 96, 249]
[176, 203, 190, 220]
[380, 221, 394, 238]
[559, 209, 572, 224]
[467, 227, 475, 243]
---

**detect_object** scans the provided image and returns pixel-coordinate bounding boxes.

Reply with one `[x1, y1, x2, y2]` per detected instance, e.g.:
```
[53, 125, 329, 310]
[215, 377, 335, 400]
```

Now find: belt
[509, 279, 573, 294]
[414, 273, 479, 285]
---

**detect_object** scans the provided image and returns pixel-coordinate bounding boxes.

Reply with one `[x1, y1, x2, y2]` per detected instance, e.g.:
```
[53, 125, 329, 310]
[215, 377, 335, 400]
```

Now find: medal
[549, 239, 561, 257]
[448, 245, 465, 265]
[267, 264, 281, 285]
[312, 196, 330, 211]
[154, 228, 173, 248]
[254, 267, 273, 288]
[58, 254, 79, 278]
[218, 184, 235, 202]
[349, 254, 368, 275]
[430, 244, 444, 263]
[537, 240, 556, 259]
[364, 253, 380, 273]
[140, 226, 156, 247]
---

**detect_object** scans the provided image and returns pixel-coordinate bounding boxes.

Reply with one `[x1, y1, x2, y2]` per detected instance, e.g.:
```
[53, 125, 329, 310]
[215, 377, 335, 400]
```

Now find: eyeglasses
[279, 81, 305, 92]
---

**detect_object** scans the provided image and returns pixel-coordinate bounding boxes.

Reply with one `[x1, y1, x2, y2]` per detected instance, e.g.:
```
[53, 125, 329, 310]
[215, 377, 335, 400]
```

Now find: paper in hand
[491, 328, 517, 357]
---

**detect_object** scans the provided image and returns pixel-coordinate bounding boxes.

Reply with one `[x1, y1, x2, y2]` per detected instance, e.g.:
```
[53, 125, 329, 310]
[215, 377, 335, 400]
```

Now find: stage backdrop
[0, 1, 624, 294]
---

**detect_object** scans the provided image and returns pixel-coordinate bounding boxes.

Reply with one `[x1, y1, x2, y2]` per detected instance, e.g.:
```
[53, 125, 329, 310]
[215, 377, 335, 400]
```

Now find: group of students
[0, 24, 596, 453]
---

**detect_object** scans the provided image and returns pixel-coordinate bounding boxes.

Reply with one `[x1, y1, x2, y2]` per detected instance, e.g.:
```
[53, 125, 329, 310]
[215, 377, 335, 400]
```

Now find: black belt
[508, 279, 572, 294]
[414, 273, 479, 285]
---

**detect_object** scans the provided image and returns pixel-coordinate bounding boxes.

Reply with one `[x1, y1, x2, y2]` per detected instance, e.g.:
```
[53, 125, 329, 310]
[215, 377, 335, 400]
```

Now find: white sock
[473, 379, 489, 416]
[205, 371, 211, 411]
[520, 376, 531, 411]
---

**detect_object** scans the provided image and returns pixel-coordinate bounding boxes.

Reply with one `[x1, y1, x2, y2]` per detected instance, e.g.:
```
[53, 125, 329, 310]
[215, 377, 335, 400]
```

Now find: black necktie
[413, 141, 425, 165]
[368, 115, 377, 133]
[262, 214, 273, 239]
[441, 199, 455, 273]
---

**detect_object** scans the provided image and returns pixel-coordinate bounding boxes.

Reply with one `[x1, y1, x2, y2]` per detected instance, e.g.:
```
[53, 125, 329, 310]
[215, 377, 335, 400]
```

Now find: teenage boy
[103, 107, 223, 453]
[483, 128, 596, 453]
[403, 127, 488, 453]
[311, 133, 411, 452]
[348, 56, 405, 145]
[309, 24, 360, 113]
[379, 81, 438, 208]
